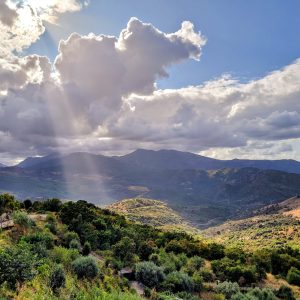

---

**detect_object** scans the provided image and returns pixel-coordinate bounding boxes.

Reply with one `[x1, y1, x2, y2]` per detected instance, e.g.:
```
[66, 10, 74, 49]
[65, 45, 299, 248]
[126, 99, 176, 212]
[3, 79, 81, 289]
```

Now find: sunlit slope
[204, 196, 300, 250]
[108, 198, 201, 234]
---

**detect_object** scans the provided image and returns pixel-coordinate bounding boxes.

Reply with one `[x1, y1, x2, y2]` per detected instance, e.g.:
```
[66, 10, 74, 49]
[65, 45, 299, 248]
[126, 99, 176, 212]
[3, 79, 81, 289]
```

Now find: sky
[0, 0, 300, 165]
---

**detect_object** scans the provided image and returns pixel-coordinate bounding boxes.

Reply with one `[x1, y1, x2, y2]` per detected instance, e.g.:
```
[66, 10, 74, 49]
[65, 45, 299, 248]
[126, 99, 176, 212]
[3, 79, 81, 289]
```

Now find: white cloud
[1, 15, 300, 163]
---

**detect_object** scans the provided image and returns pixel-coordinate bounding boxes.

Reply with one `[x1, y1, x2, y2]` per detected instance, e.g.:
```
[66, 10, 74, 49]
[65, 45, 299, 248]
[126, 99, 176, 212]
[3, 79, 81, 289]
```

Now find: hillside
[2, 193, 300, 299]
[203, 196, 300, 250]
[108, 198, 200, 234]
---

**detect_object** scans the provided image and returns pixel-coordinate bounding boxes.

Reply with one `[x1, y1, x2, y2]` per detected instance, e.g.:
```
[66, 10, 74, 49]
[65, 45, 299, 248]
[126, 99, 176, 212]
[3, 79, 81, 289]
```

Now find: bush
[69, 239, 81, 250]
[232, 288, 277, 300]
[50, 246, 80, 267]
[135, 261, 165, 288]
[276, 285, 295, 300]
[163, 271, 194, 293]
[287, 267, 300, 286]
[82, 241, 91, 256]
[22, 231, 54, 249]
[12, 211, 35, 228]
[45, 222, 57, 234]
[192, 272, 203, 292]
[50, 265, 66, 292]
[214, 281, 240, 299]
[72, 256, 99, 279]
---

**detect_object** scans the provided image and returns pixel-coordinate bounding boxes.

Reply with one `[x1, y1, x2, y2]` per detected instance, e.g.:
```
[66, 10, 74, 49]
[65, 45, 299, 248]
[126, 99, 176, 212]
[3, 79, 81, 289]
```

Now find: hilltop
[108, 198, 200, 234]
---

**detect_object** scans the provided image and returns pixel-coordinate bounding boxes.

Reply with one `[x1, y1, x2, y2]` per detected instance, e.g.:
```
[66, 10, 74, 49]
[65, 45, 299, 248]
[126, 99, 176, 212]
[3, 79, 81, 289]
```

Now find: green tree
[0, 245, 38, 289]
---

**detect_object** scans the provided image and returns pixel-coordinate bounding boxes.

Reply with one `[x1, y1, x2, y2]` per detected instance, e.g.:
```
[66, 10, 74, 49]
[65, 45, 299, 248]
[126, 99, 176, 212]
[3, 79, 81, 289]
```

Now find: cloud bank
[0, 8, 300, 163]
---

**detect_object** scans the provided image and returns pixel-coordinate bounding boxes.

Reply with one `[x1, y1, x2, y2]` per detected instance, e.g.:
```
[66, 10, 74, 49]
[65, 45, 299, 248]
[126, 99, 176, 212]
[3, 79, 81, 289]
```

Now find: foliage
[82, 241, 91, 256]
[0, 193, 19, 214]
[214, 281, 240, 299]
[12, 211, 35, 228]
[49, 265, 66, 292]
[232, 288, 277, 300]
[287, 267, 300, 286]
[276, 285, 295, 300]
[72, 256, 99, 279]
[163, 271, 194, 293]
[135, 261, 165, 288]
[0, 245, 39, 289]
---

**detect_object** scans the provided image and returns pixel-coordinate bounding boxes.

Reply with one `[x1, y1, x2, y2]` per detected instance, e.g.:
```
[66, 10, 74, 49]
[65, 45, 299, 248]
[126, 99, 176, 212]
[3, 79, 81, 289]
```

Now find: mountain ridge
[15, 148, 300, 174]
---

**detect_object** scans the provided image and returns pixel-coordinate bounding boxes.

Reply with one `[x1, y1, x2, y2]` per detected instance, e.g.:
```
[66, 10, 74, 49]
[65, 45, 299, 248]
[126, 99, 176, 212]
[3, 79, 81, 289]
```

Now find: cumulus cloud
[1, 15, 300, 163]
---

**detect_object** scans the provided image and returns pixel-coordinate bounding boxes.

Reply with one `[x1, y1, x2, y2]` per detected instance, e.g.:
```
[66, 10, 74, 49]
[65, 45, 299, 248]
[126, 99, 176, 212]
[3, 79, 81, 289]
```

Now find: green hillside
[203, 196, 300, 250]
[1, 193, 300, 299]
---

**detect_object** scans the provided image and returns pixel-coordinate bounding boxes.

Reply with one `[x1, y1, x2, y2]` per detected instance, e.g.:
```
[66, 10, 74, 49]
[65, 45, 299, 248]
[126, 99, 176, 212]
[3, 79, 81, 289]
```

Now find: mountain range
[1, 149, 300, 227]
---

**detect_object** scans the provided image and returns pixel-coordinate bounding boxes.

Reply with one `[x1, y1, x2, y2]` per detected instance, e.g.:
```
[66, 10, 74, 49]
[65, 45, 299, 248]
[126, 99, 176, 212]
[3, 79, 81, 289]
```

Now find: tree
[72, 256, 99, 279]
[42, 198, 62, 212]
[135, 261, 165, 288]
[23, 199, 33, 210]
[0, 245, 38, 289]
[50, 265, 66, 293]
[0, 193, 19, 214]
[113, 237, 136, 263]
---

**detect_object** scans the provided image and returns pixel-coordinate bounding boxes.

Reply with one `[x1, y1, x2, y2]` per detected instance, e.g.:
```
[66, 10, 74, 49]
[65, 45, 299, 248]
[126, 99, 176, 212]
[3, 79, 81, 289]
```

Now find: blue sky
[27, 0, 300, 89]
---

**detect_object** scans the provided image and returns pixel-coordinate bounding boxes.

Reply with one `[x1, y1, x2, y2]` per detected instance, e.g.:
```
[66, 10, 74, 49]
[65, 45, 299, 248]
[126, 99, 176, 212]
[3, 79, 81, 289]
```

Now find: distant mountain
[0, 149, 298, 227]
[0, 163, 6, 168]
[118, 149, 300, 174]
[16, 149, 300, 174]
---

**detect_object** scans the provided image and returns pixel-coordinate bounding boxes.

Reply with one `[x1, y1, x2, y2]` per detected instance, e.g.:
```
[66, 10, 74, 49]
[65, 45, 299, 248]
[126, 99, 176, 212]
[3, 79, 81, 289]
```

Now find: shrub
[163, 271, 194, 293]
[45, 222, 57, 234]
[82, 241, 91, 256]
[12, 211, 35, 228]
[22, 231, 54, 249]
[214, 281, 240, 299]
[276, 285, 295, 300]
[69, 239, 81, 250]
[72, 256, 99, 279]
[232, 288, 277, 300]
[135, 261, 165, 288]
[50, 265, 66, 292]
[192, 272, 203, 292]
[287, 267, 300, 286]
[50, 246, 80, 267]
